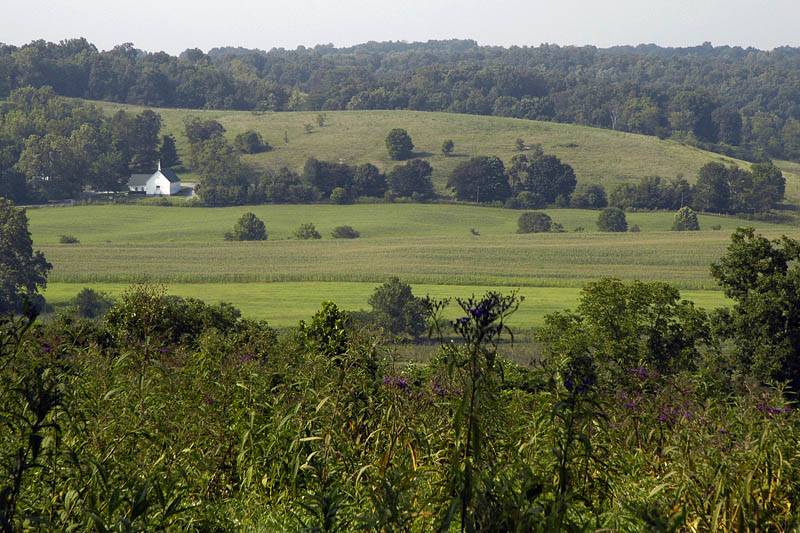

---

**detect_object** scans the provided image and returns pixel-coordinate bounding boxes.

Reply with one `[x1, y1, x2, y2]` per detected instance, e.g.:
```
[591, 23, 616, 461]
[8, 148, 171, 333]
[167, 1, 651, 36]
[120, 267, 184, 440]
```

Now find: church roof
[157, 168, 181, 183]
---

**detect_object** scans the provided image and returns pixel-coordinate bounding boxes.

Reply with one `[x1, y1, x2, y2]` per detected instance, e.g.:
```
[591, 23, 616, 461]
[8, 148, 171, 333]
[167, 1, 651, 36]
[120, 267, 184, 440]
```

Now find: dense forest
[2, 38, 800, 161]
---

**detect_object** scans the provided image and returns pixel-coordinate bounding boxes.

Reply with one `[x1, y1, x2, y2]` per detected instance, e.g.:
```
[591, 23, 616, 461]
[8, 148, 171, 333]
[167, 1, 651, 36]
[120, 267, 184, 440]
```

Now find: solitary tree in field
[597, 207, 628, 232]
[385, 129, 414, 160]
[517, 211, 553, 233]
[234, 131, 271, 154]
[441, 139, 455, 156]
[226, 212, 268, 241]
[368, 277, 427, 338]
[0, 198, 52, 314]
[672, 206, 700, 231]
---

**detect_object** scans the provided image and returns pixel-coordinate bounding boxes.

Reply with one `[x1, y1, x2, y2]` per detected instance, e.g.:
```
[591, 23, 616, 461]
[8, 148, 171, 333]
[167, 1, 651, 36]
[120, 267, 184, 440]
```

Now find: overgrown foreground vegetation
[3, 228, 800, 531]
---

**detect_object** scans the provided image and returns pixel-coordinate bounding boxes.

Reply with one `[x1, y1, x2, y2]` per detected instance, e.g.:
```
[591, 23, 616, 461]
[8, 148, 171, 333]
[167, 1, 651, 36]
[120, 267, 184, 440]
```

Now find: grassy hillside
[88, 100, 800, 201]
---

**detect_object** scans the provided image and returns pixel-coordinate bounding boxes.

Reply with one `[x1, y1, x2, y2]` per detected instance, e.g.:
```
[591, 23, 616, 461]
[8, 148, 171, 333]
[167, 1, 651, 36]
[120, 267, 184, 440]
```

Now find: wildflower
[382, 376, 410, 392]
[630, 366, 649, 380]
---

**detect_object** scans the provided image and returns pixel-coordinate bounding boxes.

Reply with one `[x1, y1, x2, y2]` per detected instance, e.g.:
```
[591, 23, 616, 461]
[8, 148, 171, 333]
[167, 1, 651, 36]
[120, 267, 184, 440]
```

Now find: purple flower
[630, 366, 649, 380]
[383, 376, 410, 392]
[41, 343, 52, 354]
[757, 402, 792, 417]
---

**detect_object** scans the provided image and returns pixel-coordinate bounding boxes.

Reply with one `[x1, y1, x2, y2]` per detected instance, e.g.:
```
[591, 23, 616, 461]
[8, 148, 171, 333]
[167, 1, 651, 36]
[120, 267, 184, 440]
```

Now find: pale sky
[1, 0, 798, 54]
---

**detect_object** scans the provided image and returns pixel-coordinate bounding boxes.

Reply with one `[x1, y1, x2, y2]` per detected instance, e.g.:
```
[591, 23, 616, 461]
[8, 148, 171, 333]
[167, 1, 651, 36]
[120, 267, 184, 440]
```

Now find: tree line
[2, 38, 800, 161]
[0, 87, 177, 202]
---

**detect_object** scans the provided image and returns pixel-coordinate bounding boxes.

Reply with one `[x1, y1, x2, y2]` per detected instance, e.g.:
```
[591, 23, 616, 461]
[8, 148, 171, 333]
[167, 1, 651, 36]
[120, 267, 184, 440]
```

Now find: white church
[128, 162, 182, 196]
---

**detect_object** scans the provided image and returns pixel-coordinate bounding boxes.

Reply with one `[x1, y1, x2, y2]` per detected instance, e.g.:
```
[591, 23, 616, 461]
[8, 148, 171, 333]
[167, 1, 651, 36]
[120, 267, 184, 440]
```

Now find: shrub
[368, 277, 427, 338]
[226, 212, 267, 241]
[331, 225, 360, 239]
[329, 187, 349, 204]
[629, 224, 641, 233]
[672, 206, 700, 231]
[71, 287, 114, 319]
[58, 234, 79, 244]
[517, 211, 553, 233]
[385, 128, 414, 160]
[295, 223, 322, 240]
[711, 224, 722, 230]
[597, 207, 628, 232]
[441, 139, 454, 156]
[234, 131, 271, 154]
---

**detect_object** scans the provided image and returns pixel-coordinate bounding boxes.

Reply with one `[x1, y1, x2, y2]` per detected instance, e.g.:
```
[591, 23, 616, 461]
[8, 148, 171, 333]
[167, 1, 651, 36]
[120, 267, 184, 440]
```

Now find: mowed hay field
[87, 100, 800, 201]
[28, 203, 800, 326]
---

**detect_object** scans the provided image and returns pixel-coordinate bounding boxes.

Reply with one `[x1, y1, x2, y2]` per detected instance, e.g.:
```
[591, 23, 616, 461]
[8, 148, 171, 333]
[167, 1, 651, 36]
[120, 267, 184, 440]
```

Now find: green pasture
[86, 100, 800, 201]
[42, 281, 730, 330]
[27, 204, 800, 292]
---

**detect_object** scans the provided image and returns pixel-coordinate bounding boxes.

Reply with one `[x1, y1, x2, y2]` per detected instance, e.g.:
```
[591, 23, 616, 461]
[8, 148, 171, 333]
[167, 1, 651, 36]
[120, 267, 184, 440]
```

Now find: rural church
[128, 162, 182, 195]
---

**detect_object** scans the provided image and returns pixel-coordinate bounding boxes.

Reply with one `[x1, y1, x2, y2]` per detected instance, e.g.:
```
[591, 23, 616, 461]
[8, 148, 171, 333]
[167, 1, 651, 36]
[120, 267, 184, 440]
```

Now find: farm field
[27, 203, 800, 325]
[42, 281, 731, 329]
[86, 100, 800, 201]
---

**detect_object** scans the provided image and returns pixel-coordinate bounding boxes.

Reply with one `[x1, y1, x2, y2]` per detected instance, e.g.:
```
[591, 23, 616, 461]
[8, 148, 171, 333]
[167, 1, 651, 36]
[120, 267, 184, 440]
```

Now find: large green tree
[385, 128, 414, 160]
[447, 156, 510, 202]
[0, 198, 51, 314]
[368, 277, 427, 338]
[711, 228, 800, 390]
[508, 153, 577, 204]
[387, 159, 434, 199]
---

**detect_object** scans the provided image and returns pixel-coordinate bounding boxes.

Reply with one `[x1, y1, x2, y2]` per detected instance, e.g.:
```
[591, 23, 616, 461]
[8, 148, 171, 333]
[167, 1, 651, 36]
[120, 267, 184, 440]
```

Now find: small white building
[128, 162, 182, 195]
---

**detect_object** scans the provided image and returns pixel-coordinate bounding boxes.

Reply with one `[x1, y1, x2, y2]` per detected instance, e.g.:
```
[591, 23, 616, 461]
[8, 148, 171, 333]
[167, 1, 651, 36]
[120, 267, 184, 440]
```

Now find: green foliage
[0, 199, 51, 314]
[672, 206, 700, 231]
[538, 278, 709, 381]
[329, 187, 349, 205]
[300, 301, 350, 358]
[508, 152, 577, 204]
[517, 211, 553, 233]
[330, 225, 360, 239]
[2, 272, 800, 529]
[367, 277, 427, 338]
[447, 156, 510, 202]
[104, 284, 242, 348]
[692, 162, 784, 214]
[294, 222, 322, 240]
[441, 139, 454, 156]
[71, 287, 114, 318]
[234, 130, 271, 154]
[711, 228, 800, 389]
[159, 134, 181, 168]
[58, 234, 79, 244]
[387, 159, 434, 199]
[385, 128, 414, 160]
[226, 212, 267, 241]
[569, 183, 607, 209]
[597, 207, 628, 232]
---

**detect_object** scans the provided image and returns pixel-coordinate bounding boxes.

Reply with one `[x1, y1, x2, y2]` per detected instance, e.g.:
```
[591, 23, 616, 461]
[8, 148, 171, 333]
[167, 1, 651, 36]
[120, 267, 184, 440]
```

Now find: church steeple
[157, 160, 162, 172]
